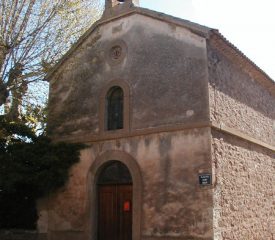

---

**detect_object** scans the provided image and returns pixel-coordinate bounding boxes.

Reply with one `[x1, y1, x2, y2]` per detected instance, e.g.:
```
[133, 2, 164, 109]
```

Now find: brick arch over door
[88, 150, 142, 240]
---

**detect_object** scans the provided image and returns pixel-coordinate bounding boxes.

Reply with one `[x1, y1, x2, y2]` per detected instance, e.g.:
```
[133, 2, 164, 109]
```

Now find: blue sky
[140, 0, 275, 80]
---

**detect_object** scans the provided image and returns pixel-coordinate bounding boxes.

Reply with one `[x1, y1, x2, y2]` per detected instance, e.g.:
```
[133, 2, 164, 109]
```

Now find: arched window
[106, 86, 123, 130]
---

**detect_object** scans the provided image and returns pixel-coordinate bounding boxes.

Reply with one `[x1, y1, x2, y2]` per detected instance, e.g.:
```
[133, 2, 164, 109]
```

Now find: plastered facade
[41, 2, 275, 240]
[39, 130, 213, 240]
[47, 14, 209, 138]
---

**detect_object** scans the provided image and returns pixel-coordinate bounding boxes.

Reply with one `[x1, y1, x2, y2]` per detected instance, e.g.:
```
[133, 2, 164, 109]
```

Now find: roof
[46, 6, 274, 94]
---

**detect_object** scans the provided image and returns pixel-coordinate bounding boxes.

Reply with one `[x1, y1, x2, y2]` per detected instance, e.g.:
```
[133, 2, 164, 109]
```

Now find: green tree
[0, 116, 85, 229]
[0, 1, 101, 228]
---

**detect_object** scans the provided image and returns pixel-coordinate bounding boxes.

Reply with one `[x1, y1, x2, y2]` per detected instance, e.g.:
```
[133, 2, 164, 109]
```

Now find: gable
[47, 7, 274, 97]
[47, 12, 210, 139]
[46, 8, 210, 81]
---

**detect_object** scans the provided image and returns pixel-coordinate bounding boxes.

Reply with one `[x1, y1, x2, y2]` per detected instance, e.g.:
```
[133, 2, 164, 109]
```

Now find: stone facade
[212, 131, 274, 240]
[208, 43, 274, 145]
[207, 37, 275, 239]
[39, 1, 275, 239]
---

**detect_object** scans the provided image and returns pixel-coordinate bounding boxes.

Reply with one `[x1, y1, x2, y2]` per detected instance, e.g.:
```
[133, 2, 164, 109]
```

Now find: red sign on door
[123, 201, 130, 212]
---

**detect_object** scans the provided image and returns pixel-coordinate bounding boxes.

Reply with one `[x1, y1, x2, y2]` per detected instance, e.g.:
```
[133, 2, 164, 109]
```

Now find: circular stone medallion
[110, 46, 123, 60]
[106, 40, 127, 65]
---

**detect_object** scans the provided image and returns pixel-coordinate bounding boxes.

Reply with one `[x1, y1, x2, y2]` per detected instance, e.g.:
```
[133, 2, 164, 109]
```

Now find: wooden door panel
[98, 185, 118, 240]
[118, 185, 132, 240]
[98, 184, 132, 240]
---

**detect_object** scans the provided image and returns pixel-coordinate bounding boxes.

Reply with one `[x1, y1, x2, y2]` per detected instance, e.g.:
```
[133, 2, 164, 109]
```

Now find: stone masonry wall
[212, 130, 275, 240]
[208, 44, 275, 145]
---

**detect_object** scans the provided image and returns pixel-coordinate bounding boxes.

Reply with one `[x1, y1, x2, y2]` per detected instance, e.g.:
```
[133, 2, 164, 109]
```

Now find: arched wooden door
[97, 161, 132, 240]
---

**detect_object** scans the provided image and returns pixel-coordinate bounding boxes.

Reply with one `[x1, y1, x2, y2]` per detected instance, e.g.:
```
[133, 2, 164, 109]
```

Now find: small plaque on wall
[199, 174, 212, 186]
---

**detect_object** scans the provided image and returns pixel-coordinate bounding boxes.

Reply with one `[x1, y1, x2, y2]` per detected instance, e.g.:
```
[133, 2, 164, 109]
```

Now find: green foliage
[0, 116, 85, 229]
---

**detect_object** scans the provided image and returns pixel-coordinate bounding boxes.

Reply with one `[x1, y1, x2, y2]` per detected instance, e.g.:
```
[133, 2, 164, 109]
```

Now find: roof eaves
[134, 7, 211, 38]
[210, 29, 275, 95]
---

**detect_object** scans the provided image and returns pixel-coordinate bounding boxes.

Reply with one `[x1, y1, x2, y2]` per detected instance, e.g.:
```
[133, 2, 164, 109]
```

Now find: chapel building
[38, 1, 275, 239]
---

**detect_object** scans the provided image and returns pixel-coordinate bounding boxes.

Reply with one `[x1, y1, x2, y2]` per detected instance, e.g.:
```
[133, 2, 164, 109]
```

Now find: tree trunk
[0, 44, 9, 106]
[5, 63, 25, 120]
[0, 82, 9, 106]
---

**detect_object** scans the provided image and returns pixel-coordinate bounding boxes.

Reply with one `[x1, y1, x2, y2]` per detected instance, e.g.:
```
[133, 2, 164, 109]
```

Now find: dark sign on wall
[199, 174, 212, 186]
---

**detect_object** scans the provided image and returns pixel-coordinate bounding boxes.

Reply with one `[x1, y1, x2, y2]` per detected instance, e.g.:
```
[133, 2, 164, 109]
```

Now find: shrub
[0, 116, 84, 229]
